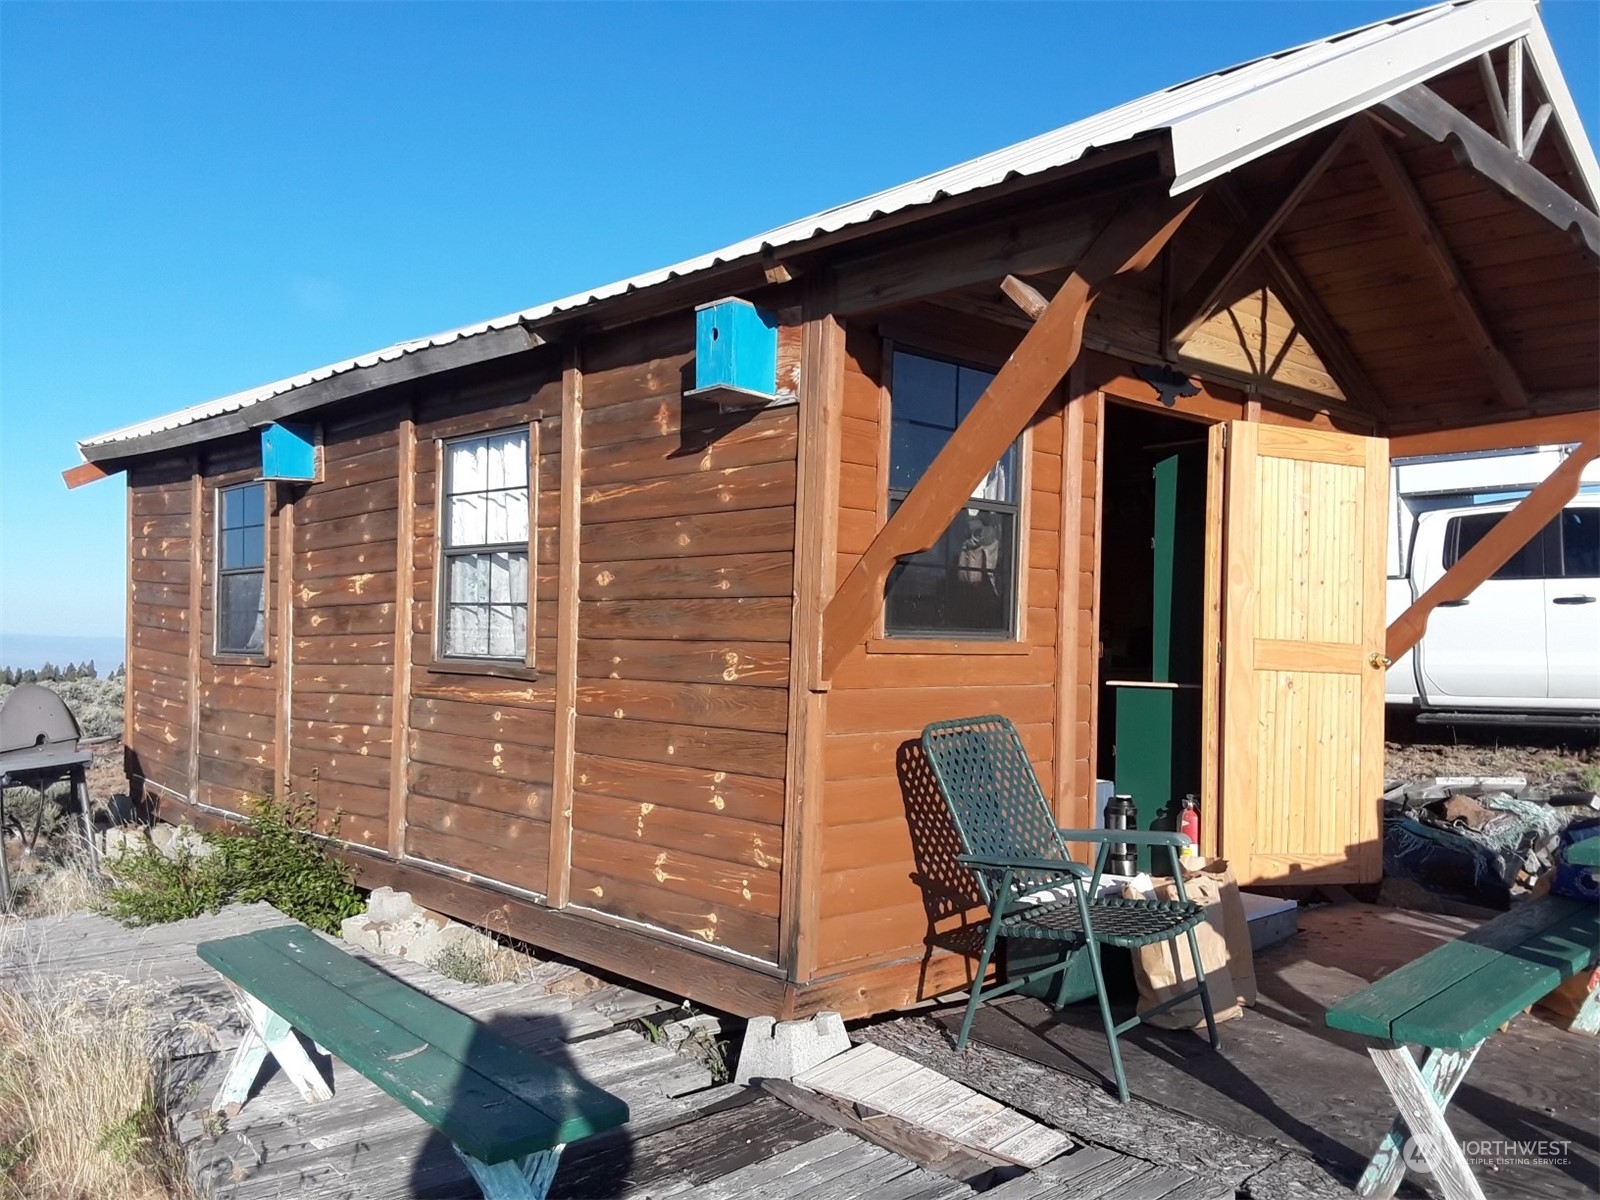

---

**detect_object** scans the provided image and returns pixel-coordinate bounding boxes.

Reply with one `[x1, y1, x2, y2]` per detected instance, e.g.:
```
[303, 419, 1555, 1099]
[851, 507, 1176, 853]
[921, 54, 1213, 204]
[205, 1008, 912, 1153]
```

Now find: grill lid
[0, 683, 90, 777]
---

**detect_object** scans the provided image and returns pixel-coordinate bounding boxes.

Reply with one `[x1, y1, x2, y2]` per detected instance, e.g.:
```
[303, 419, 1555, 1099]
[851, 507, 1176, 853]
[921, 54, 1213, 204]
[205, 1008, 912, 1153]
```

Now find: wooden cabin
[72, 1, 1598, 1019]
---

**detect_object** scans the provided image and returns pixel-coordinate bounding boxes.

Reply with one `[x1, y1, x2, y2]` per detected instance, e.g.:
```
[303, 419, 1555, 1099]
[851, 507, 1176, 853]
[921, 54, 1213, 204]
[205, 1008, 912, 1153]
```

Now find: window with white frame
[440, 428, 532, 660]
[884, 350, 1020, 638]
[217, 482, 267, 655]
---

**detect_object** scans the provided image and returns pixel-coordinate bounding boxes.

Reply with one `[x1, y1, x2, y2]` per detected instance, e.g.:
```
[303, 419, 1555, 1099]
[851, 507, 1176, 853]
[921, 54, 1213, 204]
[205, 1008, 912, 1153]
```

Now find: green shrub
[100, 794, 363, 933]
[218, 795, 365, 932]
[99, 839, 227, 926]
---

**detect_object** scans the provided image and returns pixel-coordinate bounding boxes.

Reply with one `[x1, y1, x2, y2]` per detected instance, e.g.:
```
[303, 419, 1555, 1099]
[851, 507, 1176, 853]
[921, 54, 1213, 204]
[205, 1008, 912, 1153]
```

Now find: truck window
[1443, 511, 1548, 578]
[1561, 508, 1599, 577]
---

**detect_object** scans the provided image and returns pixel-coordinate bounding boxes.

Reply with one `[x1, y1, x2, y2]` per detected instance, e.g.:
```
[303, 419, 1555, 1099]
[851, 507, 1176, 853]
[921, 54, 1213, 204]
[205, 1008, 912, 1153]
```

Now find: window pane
[487, 431, 529, 489]
[955, 365, 996, 421]
[445, 606, 488, 658]
[890, 352, 1017, 500]
[241, 524, 265, 569]
[241, 484, 265, 526]
[218, 570, 265, 654]
[1562, 507, 1599, 577]
[885, 505, 1017, 637]
[889, 422, 951, 493]
[486, 552, 510, 603]
[484, 487, 529, 544]
[223, 486, 244, 529]
[487, 605, 525, 658]
[223, 528, 246, 570]
[1447, 512, 1547, 579]
[892, 353, 958, 429]
[449, 492, 488, 547]
[973, 443, 1017, 504]
[449, 554, 489, 603]
[450, 438, 487, 492]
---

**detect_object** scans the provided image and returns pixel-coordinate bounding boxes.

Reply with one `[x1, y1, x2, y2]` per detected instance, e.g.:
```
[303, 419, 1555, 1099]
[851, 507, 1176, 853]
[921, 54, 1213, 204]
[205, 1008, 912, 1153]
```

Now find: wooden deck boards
[1, 901, 1241, 1198]
[867, 903, 1600, 1200]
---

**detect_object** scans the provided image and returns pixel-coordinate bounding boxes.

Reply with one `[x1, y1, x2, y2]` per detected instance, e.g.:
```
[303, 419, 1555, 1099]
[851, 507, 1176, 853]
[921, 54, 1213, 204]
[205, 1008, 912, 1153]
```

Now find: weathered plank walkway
[0, 902, 1228, 1199]
[865, 902, 1600, 1200]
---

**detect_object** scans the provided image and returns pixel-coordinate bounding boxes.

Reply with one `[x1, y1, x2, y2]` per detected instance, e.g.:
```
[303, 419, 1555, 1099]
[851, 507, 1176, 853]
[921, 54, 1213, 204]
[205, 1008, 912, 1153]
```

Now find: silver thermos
[1104, 794, 1138, 876]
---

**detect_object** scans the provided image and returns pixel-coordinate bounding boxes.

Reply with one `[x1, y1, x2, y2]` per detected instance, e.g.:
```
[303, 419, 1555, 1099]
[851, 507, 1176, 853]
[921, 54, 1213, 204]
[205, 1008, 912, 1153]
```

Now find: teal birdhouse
[260, 422, 319, 482]
[689, 298, 778, 406]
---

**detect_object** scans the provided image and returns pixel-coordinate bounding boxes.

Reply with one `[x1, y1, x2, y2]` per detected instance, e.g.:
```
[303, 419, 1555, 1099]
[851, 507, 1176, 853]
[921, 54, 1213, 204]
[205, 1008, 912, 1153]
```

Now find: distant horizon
[0, 632, 125, 673]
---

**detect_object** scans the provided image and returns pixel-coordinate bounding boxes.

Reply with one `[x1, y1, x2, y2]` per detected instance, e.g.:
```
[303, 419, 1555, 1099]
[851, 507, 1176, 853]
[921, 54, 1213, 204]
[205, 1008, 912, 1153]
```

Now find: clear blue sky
[2, 1, 1595, 643]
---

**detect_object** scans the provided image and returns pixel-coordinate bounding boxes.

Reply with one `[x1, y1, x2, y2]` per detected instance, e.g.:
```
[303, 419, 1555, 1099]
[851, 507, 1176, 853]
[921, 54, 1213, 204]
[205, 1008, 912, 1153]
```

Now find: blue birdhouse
[689, 298, 778, 406]
[260, 422, 319, 482]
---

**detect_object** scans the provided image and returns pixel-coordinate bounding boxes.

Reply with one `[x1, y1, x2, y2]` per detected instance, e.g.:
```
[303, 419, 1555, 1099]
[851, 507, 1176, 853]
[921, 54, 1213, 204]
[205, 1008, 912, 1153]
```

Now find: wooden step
[793, 1043, 1072, 1169]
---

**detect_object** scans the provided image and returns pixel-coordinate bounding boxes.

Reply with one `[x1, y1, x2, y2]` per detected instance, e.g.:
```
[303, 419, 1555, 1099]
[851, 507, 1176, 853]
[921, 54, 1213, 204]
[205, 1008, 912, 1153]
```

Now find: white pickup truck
[1386, 447, 1600, 725]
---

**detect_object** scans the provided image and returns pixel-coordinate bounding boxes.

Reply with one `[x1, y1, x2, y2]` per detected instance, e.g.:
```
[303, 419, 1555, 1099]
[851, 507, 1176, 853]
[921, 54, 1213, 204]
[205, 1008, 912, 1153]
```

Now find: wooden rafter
[1355, 120, 1529, 411]
[1167, 127, 1353, 349]
[1380, 84, 1600, 255]
[1386, 430, 1600, 663]
[1256, 242, 1387, 423]
[1477, 53, 1515, 151]
[1389, 409, 1600, 457]
[1201, 181, 1388, 421]
[1000, 274, 1049, 321]
[817, 189, 1203, 679]
[1506, 39, 1524, 150]
[1522, 103, 1554, 160]
[62, 461, 113, 488]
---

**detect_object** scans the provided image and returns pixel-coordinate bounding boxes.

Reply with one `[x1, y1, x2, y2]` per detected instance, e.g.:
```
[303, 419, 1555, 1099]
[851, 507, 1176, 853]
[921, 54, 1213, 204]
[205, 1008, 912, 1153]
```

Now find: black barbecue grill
[0, 683, 99, 905]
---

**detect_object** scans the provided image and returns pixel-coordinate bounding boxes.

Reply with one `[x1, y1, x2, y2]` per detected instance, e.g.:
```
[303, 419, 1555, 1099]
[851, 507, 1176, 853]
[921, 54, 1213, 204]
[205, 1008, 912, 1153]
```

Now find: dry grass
[0, 967, 198, 1200]
[3, 860, 99, 920]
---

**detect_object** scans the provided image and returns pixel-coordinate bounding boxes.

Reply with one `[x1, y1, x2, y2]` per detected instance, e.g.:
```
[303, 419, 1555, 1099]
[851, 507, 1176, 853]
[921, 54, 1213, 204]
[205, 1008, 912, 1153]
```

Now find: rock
[410, 921, 494, 966]
[547, 970, 607, 997]
[364, 886, 419, 923]
[340, 915, 384, 954]
[734, 1011, 849, 1085]
[146, 823, 214, 861]
[172, 825, 216, 859]
[101, 825, 149, 860]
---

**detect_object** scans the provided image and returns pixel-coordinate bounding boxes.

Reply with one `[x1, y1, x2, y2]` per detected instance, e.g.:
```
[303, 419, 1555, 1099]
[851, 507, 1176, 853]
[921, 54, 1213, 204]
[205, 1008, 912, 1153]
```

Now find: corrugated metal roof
[80, 0, 1594, 455]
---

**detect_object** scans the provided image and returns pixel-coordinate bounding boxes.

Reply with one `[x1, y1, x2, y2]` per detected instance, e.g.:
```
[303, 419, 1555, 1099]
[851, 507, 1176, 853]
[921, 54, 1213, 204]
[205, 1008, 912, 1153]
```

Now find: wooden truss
[818, 189, 1203, 678]
[1379, 83, 1600, 256]
[1385, 429, 1600, 664]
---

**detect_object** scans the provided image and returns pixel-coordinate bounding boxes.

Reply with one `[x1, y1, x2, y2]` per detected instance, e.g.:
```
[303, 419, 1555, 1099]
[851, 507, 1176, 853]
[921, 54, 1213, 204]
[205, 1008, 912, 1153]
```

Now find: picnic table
[1326, 884, 1599, 1200]
[198, 923, 628, 1200]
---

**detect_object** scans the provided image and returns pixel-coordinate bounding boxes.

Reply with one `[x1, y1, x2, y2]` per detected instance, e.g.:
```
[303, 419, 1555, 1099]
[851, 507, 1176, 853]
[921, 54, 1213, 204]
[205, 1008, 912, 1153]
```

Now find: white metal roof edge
[80, 0, 1593, 456]
[1164, 0, 1547, 191]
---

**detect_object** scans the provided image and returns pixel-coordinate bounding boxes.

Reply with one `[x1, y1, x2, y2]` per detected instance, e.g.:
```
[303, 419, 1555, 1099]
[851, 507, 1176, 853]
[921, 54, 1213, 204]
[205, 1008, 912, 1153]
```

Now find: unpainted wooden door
[1216, 422, 1388, 885]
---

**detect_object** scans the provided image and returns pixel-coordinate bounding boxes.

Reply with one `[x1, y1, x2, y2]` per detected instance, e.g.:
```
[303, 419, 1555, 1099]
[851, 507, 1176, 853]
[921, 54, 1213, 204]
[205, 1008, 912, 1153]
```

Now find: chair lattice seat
[919, 714, 1221, 1102]
[1002, 896, 1206, 947]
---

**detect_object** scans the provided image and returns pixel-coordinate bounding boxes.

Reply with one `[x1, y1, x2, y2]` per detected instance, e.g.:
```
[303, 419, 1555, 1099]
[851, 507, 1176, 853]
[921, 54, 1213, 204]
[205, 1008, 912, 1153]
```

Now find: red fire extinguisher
[1179, 794, 1200, 858]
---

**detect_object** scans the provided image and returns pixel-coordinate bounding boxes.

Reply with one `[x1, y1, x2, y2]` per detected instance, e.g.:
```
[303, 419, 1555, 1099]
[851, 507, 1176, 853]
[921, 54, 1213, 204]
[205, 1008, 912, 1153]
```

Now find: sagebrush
[101, 794, 363, 933]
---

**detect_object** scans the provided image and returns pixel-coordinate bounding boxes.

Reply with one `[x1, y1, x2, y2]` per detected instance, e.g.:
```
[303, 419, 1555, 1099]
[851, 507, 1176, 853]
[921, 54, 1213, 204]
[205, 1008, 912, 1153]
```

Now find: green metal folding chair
[920, 714, 1219, 1102]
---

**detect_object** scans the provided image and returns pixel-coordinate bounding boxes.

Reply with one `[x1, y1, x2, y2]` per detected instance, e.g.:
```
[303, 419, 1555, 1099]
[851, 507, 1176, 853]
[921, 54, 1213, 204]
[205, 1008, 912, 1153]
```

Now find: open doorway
[1095, 402, 1212, 857]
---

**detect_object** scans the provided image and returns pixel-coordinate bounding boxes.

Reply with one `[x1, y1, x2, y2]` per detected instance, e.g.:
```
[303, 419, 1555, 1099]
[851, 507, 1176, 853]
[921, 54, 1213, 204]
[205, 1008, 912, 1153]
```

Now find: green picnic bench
[197, 923, 629, 1200]
[1325, 890, 1600, 1200]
